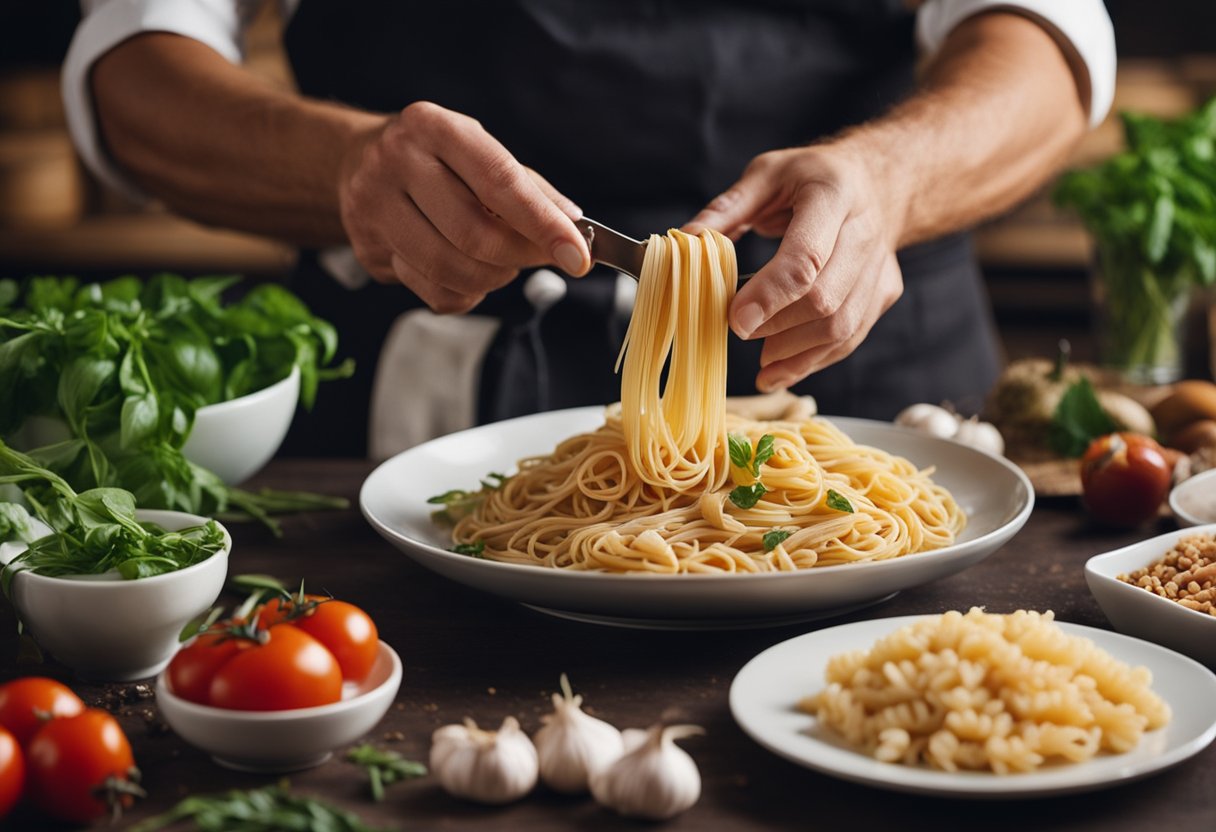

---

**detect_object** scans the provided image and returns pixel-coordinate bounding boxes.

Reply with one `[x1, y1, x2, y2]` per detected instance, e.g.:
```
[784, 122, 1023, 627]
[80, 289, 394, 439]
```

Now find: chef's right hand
[338, 101, 590, 313]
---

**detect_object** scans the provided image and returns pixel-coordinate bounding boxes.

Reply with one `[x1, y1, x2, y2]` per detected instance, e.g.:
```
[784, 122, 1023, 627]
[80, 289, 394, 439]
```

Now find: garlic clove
[590, 724, 703, 820]
[951, 418, 1005, 457]
[535, 674, 624, 794]
[894, 403, 960, 439]
[430, 716, 539, 805]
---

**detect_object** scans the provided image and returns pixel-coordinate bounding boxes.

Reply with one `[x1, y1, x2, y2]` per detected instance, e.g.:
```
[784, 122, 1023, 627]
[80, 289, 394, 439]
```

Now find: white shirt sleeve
[61, 0, 262, 199]
[916, 0, 1117, 128]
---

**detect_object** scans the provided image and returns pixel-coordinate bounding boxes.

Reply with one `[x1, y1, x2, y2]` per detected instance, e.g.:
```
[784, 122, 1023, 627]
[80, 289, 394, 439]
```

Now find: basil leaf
[751, 434, 776, 476]
[762, 528, 791, 552]
[728, 434, 752, 469]
[728, 482, 767, 510]
[120, 392, 159, 449]
[57, 356, 116, 432]
[826, 489, 854, 513]
[427, 489, 471, 505]
[1048, 377, 1118, 458]
[452, 540, 485, 557]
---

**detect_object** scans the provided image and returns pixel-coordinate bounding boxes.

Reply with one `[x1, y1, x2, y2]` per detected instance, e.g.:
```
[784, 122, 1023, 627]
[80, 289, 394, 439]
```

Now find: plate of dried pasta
[729, 610, 1216, 797]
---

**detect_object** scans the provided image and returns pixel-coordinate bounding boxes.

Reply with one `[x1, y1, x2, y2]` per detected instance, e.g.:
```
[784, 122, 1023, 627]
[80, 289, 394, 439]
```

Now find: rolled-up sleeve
[61, 0, 254, 199]
[916, 0, 1117, 129]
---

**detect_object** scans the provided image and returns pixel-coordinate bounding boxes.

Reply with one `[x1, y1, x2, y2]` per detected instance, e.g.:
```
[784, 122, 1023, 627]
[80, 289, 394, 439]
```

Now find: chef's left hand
[685, 144, 904, 392]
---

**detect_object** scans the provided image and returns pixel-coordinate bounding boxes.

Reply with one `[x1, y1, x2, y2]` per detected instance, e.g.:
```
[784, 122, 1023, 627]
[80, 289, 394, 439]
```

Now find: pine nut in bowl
[1085, 523, 1216, 668]
[2, 510, 230, 681]
[155, 640, 402, 772]
[1168, 469, 1216, 527]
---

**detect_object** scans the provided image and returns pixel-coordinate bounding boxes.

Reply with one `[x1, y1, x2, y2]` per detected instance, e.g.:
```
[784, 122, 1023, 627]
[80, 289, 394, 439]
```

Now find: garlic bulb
[951, 418, 1005, 456]
[590, 724, 703, 820]
[429, 716, 538, 804]
[535, 675, 624, 794]
[894, 403, 959, 438]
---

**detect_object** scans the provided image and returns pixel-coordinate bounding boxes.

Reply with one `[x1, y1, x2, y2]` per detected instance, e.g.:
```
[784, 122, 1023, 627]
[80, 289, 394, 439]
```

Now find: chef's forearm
[91, 33, 383, 246]
[841, 11, 1089, 250]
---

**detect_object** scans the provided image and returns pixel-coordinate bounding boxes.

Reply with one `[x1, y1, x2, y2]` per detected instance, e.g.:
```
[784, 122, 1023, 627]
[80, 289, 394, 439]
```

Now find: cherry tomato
[209, 625, 342, 711]
[166, 629, 244, 705]
[259, 596, 379, 682]
[1080, 432, 1172, 527]
[26, 709, 139, 824]
[0, 677, 84, 747]
[0, 727, 23, 820]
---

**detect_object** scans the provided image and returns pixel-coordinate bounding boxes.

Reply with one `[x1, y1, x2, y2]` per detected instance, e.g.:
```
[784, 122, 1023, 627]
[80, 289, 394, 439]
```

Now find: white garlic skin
[535, 679, 624, 794]
[590, 724, 703, 820]
[429, 716, 538, 804]
[895, 403, 960, 438]
[951, 418, 1005, 456]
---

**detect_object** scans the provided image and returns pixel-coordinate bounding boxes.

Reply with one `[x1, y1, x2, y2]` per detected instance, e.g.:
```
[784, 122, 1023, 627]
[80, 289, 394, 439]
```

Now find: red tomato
[166, 630, 244, 705]
[0, 727, 23, 820]
[26, 709, 139, 824]
[1081, 433, 1172, 527]
[259, 596, 379, 682]
[209, 625, 342, 711]
[0, 677, 85, 747]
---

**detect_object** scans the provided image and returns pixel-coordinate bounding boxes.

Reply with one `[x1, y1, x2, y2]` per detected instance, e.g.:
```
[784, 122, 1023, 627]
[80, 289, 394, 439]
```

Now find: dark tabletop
[2, 458, 1213, 831]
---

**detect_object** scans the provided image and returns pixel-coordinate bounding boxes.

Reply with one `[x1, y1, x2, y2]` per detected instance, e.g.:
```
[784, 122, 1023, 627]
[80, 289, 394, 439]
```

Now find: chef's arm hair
[91, 33, 380, 246]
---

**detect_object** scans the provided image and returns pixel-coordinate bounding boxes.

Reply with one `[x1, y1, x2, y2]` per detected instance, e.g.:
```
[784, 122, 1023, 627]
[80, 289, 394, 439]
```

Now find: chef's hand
[686, 145, 904, 392]
[338, 101, 590, 313]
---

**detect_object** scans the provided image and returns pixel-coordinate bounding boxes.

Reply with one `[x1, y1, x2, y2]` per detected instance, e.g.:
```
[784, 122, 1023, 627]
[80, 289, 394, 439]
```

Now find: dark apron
[282, 0, 1001, 456]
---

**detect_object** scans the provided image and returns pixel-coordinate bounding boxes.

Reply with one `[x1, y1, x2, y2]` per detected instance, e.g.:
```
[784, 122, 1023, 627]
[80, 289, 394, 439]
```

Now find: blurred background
[1, 1, 1213, 378]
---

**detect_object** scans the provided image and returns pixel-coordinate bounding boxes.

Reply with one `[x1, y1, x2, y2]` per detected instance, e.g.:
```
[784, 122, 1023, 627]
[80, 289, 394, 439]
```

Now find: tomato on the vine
[0, 726, 23, 820]
[1080, 432, 1172, 527]
[208, 624, 342, 710]
[166, 629, 245, 706]
[26, 709, 141, 824]
[0, 677, 84, 747]
[258, 596, 379, 682]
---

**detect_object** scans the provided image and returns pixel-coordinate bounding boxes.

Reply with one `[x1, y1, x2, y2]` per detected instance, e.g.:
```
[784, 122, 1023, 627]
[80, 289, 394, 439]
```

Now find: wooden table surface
[2, 459, 1213, 831]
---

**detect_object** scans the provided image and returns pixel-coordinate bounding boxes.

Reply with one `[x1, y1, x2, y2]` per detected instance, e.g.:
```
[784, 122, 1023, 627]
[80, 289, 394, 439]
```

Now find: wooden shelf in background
[0, 213, 296, 274]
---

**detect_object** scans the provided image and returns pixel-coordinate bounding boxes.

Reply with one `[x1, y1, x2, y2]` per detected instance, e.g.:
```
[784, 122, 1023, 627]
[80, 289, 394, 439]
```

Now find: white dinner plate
[730, 615, 1216, 798]
[359, 407, 1034, 629]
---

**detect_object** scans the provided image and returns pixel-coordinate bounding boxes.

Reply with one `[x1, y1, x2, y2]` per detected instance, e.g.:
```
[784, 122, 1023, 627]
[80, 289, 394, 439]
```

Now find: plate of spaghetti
[360, 229, 1033, 628]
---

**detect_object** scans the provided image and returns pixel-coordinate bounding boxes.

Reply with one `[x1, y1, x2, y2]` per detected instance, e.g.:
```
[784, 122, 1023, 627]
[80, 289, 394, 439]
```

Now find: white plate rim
[729, 614, 1216, 798]
[359, 407, 1034, 585]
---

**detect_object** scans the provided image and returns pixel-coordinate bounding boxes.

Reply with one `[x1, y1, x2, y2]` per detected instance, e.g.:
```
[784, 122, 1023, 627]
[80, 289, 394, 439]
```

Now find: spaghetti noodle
[444, 229, 964, 573]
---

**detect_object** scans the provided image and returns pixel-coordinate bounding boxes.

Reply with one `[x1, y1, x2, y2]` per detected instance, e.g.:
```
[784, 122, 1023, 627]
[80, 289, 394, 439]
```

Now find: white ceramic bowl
[2, 510, 229, 681]
[14, 365, 299, 486]
[156, 640, 403, 772]
[183, 365, 300, 484]
[1085, 523, 1216, 668]
[1169, 469, 1216, 527]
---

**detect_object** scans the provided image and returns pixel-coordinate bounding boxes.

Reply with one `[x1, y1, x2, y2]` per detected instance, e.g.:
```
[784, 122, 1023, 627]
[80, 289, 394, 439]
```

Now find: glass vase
[1092, 245, 1192, 385]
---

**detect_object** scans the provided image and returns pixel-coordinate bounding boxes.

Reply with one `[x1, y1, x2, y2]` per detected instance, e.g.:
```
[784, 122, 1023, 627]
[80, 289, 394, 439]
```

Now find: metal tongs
[574, 217, 754, 283]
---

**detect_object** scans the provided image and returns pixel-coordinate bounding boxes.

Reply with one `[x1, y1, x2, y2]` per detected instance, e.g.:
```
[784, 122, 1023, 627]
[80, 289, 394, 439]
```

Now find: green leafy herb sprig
[0, 440, 225, 593]
[0, 274, 354, 534]
[727, 433, 776, 509]
[128, 783, 393, 832]
[1048, 377, 1119, 458]
[1054, 100, 1216, 372]
[346, 743, 428, 801]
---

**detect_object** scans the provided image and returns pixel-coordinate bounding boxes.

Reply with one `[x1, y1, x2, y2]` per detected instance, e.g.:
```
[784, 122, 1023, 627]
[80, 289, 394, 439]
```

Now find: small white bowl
[1169, 469, 1216, 527]
[4, 510, 229, 681]
[13, 366, 299, 486]
[184, 365, 300, 484]
[1085, 523, 1216, 668]
[156, 640, 402, 772]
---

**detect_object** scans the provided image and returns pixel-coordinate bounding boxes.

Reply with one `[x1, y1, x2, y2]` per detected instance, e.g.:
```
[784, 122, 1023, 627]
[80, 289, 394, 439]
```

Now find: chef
[62, 0, 1115, 458]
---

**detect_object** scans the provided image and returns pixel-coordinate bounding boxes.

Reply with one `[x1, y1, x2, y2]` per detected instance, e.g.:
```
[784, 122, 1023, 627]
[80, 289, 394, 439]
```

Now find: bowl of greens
[0, 444, 230, 680]
[0, 274, 353, 529]
[184, 364, 300, 484]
